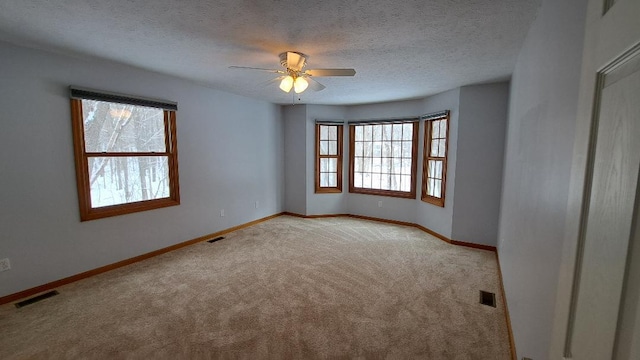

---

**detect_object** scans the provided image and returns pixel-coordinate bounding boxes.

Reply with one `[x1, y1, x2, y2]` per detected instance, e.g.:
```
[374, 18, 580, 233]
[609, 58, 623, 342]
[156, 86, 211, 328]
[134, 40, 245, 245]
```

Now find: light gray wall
[0, 41, 284, 298]
[452, 83, 509, 246]
[305, 105, 347, 215]
[415, 89, 461, 238]
[283, 105, 307, 215]
[497, 0, 587, 358]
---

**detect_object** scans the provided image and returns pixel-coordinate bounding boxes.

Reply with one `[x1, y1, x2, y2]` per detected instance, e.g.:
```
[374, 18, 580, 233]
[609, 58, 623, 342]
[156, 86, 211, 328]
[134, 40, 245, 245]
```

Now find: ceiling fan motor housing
[279, 51, 307, 69]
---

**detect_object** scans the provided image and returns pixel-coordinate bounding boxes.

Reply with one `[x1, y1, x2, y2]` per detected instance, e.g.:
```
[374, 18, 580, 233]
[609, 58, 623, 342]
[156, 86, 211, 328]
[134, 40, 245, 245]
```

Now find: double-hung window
[315, 123, 343, 193]
[421, 111, 449, 206]
[349, 119, 419, 198]
[70, 87, 180, 221]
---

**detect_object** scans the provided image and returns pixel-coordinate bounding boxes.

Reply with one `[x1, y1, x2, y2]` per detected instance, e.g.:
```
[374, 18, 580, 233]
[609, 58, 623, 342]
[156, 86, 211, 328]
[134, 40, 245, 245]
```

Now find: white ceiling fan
[230, 51, 356, 94]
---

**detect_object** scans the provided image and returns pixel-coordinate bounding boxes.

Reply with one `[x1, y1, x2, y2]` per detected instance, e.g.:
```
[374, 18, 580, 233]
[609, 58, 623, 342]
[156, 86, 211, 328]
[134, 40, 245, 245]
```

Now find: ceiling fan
[229, 51, 356, 94]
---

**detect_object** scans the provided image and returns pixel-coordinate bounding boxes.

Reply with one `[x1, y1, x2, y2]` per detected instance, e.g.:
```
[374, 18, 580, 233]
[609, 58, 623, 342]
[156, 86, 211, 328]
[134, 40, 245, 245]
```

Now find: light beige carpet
[0, 216, 511, 359]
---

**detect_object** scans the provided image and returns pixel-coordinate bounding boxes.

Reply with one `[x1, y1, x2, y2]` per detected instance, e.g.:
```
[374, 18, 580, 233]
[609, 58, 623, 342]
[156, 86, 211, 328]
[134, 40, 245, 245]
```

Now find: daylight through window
[422, 111, 449, 206]
[316, 123, 343, 193]
[70, 88, 179, 220]
[349, 120, 419, 198]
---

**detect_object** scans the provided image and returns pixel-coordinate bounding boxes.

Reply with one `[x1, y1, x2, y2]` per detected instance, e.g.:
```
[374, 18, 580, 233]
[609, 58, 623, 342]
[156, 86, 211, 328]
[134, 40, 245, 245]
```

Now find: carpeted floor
[0, 216, 511, 359]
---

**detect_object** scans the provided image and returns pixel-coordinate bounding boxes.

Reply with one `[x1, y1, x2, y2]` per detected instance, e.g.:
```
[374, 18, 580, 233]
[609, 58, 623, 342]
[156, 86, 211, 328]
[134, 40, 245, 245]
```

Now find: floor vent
[207, 236, 225, 243]
[15, 290, 59, 308]
[479, 290, 496, 307]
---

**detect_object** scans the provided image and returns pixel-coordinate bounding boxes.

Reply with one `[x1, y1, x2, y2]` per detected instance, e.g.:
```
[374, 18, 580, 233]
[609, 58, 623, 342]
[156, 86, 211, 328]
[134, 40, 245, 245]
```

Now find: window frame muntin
[421, 113, 449, 207]
[70, 98, 180, 221]
[348, 120, 419, 199]
[315, 123, 344, 193]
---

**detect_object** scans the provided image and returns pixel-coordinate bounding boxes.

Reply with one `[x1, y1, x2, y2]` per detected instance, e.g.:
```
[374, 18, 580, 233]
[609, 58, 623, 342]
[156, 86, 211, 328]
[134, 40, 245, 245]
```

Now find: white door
[560, 0, 640, 359]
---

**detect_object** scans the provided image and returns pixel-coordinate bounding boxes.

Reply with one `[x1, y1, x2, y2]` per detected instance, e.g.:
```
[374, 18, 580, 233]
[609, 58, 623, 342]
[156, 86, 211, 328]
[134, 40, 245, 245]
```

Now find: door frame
[550, 0, 640, 358]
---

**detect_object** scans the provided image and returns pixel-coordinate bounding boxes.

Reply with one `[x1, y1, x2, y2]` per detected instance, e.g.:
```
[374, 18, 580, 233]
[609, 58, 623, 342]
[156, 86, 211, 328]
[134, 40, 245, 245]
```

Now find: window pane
[402, 141, 412, 158]
[328, 173, 337, 187]
[402, 159, 412, 175]
[435, 160, 443, 179]
[88, 156, 170, 208]
[431, 120, 440, 138]
[428, 178, 435, 196]
[381, 157, 390, 173]
[355, 141, 364, 156]
[328, 140, 337, 155]
[362, 141, 373, 156]
[328, 158, 337, 172]
[354, 157, 363, 172]
[402, 123, 413, 140]
[381, 174, 390, 190]
[363, 157, 371, 173]
[382, 124, 392, 141]
[82, 99, 166, 153]
[372, 157, 381, 172]
[439, 120, 447, 138]
[354, 172, 363, 187]
[363, 125, 372, 140]
[382, 142, 392, 157]
[363, 173, 372, 188]
[320, 140, 329, 155]
[400, 175, 411, 192]
[422, 116, 448, 203]
[373, 125, 382, 141]
[320, 158, 328, 172]
[320, 125, 329, 140]
[392, 142, 402, 157]
[328, 126, 337, 140]
[430, 139, 439, 157]
[368, 173, 378, 189]
[392, 157, 402, 174]
[434, 179, 442, 198]
[351, 121, 415, 195]
[320, 173, 329, 187]
[390, 174, 401, 191]
[373, 142, 382, 157]
[355, 126, 363, 140]
[438, 139, 446, 157]
[392, 124, 403, 140]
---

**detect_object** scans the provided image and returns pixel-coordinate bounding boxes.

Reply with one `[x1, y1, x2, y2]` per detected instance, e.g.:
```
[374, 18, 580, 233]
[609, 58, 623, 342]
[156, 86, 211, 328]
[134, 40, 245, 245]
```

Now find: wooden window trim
[348, 121, 419, 199]
[315, 124, 343, 193]
[421, 114, 449, 207]
[70, 99, 180, 221]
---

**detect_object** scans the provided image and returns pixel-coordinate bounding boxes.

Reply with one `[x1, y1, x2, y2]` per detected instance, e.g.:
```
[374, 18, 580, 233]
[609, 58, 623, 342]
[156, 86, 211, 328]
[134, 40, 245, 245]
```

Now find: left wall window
[70, 87, 180, 221]
[315, 123, 343, 193]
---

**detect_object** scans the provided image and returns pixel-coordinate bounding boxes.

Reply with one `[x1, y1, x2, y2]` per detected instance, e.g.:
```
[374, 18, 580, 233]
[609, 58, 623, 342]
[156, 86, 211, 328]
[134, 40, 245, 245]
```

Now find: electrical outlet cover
[0, 258, 10, 272]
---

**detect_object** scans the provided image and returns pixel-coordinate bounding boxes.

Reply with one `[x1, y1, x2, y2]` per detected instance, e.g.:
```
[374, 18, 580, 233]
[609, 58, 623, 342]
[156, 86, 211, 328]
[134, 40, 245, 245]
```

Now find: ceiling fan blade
[306, 68, 356, 77]
[306, 77, 326, 92]
[229, 66, 284, 74]
[287, 52, 306, 71]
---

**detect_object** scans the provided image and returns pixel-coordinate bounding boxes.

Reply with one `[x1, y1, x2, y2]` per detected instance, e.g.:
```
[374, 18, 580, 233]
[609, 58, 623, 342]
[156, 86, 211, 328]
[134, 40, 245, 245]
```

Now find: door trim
[564, 41, 640, 358]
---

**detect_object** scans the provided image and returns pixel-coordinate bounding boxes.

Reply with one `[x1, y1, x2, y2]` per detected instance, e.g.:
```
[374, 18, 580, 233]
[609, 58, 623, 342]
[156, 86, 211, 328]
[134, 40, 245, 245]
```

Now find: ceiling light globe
[279, 76, 294, 93]
[294, 77, 309, 93]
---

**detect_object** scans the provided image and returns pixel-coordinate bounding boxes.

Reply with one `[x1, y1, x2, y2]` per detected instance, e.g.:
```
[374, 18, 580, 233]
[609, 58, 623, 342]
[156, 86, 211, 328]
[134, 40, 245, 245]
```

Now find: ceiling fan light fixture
[294, 77, 309, 93]
[279, 76, 294, 92]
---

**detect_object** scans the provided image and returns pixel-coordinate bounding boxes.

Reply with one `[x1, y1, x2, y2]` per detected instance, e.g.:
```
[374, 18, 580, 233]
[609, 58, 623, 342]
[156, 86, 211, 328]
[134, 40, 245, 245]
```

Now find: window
[349, 120, 419, 198]
[421, 111, 449, 206]
[70, 87, 180, 221]
[315, 123, 343, 193]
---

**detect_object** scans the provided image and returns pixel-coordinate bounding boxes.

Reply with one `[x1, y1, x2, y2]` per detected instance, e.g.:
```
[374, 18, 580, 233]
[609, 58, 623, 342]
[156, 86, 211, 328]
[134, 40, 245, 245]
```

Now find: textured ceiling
[0, 0, 540, 105]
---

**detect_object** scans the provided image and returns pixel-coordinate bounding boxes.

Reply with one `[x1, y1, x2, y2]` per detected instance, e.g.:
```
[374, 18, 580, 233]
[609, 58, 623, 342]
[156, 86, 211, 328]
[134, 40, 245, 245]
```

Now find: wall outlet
[255, 201, 259, 209]
[378, 200, 383, 208]
[220, 209, 225, 217]
[0, 258, 10, 272]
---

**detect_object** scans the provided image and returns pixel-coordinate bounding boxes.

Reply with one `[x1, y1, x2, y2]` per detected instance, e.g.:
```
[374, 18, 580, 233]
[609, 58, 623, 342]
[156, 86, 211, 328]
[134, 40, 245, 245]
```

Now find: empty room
[1, 0, 639, 359]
